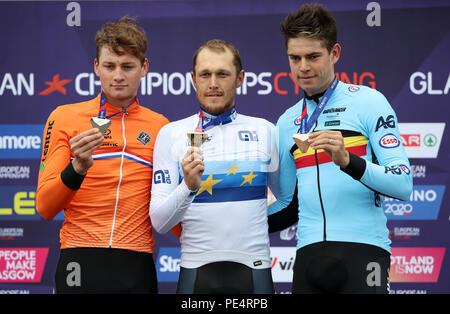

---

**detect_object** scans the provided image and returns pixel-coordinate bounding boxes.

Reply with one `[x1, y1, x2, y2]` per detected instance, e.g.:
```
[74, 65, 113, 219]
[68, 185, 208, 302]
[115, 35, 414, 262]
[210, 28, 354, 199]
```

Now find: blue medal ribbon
[98, 91, 137, 119]
[299, 77, 339, 134]
[196, 106, 237, 132]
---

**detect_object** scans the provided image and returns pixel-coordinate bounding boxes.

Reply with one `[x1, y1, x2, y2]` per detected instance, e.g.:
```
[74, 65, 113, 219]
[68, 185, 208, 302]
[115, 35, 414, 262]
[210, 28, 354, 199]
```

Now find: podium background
[0, 0, 449, 294]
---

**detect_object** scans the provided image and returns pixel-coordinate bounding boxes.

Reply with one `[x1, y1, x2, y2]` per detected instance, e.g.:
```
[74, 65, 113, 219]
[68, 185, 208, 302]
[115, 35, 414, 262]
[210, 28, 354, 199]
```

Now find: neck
[200, 104, 235, 116]
[305, 75, 335, 97]
[104, 94, 136, 109]
[305, 75, 336, 103]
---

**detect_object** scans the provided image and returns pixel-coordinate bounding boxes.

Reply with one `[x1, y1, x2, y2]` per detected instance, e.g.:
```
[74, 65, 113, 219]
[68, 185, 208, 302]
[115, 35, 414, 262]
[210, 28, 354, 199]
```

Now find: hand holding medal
[293, 77, 338, 154]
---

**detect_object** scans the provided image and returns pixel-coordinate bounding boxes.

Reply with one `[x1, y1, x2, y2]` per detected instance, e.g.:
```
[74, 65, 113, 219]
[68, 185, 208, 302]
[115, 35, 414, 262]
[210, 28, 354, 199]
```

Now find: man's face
[287, 36, 340, 96]
[94, 46, 148, 108]
[192, 48, 244, 115]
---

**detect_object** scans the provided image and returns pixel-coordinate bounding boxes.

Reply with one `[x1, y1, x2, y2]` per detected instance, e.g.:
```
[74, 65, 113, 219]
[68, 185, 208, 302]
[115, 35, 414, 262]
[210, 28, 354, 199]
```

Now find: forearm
[341, 152, 413, 201]
[150, 180, 195, 234]
[36, 162, 85, 220]
[268, 184, 299, 233]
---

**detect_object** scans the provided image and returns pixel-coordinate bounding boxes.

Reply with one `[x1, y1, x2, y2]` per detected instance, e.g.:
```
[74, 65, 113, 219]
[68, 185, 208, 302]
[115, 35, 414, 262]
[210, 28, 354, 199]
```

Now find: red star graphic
[39, 74, 72, 95]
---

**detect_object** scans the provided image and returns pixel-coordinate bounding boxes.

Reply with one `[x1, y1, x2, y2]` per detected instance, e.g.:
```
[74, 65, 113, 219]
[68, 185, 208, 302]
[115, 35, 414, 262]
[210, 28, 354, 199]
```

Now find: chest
[186, 124, 272, 163]
[292, 100, 363, 134]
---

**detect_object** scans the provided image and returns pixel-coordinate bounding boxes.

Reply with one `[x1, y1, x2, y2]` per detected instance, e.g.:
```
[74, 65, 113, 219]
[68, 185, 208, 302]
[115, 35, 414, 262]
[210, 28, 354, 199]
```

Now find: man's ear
[330, 43, 341, 65]
[236, 70, 245, 88]
[94, 58, 99, 76]
[191, 71, 197, 89]
[141, 58, 149, 77]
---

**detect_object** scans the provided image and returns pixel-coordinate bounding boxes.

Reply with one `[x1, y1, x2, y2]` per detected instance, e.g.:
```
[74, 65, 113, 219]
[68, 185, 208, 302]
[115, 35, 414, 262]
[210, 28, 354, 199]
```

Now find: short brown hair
[193, 39, 243, 75]
[95, 16, 147, 64]
[281, 4, 337, 52]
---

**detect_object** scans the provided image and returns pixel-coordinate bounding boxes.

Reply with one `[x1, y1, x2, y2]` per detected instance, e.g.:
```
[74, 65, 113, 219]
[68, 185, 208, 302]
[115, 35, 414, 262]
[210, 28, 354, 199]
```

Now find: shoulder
[337, 81, 393, 115]
[137, 106, 170, 127]
[338, 81, 389, 104]
[46, 97, 96, 121]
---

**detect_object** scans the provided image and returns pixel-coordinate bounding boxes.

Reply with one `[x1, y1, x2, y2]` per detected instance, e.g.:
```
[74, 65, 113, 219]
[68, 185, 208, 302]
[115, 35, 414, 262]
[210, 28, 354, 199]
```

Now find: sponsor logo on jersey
[154, 169, 171, 184]
[323, 107, 346, 114]
[41, 120, 54, 163]
[379, 133, 399, 148]
[324, 120, 340, 127]
[238, 130, 259, 142]
[348, 86, 360, 92]
[375, 115, 396, 132]
[136, 131, 151, 146]
[398, 164, 411, 175]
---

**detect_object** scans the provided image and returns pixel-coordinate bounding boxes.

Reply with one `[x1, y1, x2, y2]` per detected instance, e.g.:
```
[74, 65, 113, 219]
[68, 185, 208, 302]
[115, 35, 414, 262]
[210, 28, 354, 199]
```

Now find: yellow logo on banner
[0, 191, 35, 215]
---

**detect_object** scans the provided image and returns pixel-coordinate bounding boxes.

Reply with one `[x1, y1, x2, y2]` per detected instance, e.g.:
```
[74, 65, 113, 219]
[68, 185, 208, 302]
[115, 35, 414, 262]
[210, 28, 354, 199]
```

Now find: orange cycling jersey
[36, 93, 179, 253]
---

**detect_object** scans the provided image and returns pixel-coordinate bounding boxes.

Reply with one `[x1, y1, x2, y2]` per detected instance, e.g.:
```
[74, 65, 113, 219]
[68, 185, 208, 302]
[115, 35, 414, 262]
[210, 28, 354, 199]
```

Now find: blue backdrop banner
[0, 0, 449, 294]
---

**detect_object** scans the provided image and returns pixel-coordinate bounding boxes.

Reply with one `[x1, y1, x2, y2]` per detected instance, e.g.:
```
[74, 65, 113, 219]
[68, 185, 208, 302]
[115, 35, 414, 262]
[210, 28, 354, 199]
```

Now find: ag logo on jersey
[375, 115, 395, 132]
[137, 131, 151, 146]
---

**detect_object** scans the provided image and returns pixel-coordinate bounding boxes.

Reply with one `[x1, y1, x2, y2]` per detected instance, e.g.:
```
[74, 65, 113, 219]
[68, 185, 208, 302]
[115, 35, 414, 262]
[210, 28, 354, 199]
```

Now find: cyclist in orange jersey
[36, 16, 179, 294]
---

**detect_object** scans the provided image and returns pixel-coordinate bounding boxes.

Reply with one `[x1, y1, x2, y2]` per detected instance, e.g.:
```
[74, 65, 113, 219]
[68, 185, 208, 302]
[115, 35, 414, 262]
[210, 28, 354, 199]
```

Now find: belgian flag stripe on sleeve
[293, 135, 367, 169]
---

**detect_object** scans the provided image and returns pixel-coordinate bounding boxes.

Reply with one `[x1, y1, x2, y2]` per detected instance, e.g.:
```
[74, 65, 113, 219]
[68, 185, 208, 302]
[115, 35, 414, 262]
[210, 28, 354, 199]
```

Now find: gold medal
[90, 117, 111, 134]
[187, 130, 208, 147]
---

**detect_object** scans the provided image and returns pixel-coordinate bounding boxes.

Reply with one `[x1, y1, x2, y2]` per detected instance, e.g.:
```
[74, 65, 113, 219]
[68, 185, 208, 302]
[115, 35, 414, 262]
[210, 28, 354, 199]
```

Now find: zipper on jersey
[312, 119, 327, 241]
[109, 112, 127, 247]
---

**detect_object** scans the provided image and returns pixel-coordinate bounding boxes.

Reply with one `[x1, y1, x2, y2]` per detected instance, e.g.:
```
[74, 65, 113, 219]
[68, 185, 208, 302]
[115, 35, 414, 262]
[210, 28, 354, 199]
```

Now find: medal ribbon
[299, 77, 339, 134]
[99, 91, 137, 119]
[195, 106, 237, 132]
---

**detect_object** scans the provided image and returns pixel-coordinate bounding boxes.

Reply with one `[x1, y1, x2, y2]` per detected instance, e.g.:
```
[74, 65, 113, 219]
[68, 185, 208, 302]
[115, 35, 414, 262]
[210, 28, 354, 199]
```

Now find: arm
[36, 109, 103, 220]
[267, 118, 299, 232]
[343, 92, 413, 201]
[149, 126, 204, 234]
[268, 183, 299, 233]
[309, 90, 413, 201]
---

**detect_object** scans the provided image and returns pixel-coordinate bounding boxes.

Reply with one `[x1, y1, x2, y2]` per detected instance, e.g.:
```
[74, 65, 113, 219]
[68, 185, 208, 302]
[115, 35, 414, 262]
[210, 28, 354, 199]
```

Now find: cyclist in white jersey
[150, 39, 279, 294]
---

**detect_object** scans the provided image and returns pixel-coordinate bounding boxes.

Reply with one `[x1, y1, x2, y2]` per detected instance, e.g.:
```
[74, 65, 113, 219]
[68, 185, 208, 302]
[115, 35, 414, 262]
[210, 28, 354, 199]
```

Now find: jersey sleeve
[341, 90, 413, 201]
[267, 116, 298, 216]
[36, 107, 83, 220]
[267, 121, 280, 200]
[149, 124, 195, 234]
